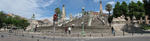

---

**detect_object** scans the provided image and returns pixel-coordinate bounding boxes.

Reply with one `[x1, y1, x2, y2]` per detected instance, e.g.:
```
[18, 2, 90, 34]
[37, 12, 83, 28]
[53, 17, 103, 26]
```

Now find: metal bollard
[1, 35, 4, 38]
[31, 36, 34, 38]
[22, 34, 24, 37]
[90, 34, 91, 37]
[101, 33, 103, 37]
[132, 32, 134, 36]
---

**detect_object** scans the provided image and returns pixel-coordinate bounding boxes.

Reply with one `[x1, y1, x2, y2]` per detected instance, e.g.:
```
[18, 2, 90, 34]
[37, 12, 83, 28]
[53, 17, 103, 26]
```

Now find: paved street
[0, 32, 150, 41]
[86, 36, 150, 41]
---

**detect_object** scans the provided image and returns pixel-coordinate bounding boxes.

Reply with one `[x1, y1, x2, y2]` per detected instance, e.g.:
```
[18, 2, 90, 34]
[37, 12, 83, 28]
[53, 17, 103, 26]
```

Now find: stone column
[99, 0, 103, 16]
[62, 5, 66, 22]
[145, 15, 149, 24]
[139, 17, 143, 24]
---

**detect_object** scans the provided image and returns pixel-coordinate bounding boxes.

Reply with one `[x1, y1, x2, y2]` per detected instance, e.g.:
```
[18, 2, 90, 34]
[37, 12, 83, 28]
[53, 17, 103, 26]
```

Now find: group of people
[65, 26, 72, 34]
[64, 26, 115, 35]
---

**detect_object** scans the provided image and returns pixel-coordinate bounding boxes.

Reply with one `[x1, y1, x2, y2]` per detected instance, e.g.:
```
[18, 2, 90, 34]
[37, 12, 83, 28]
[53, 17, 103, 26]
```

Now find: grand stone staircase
[36, 15, 112, 34]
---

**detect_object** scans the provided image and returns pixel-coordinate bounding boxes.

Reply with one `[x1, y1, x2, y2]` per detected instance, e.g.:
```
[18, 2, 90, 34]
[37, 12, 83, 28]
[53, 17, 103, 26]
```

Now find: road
[0, 32, 150, 41]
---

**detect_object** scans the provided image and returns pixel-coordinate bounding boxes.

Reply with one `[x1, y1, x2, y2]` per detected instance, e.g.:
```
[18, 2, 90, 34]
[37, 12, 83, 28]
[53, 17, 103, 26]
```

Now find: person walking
[34, 25, 38, 32]
[111, 27, 115, 36]
[68, 26, 71, 34]
[65, 27, 68, 34]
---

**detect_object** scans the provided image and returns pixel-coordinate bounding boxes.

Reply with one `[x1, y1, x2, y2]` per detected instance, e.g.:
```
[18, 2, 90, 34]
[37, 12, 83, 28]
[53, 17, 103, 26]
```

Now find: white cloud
[65, 17, 70, 20]
[95, 9, 110, 14]
[74, 13, 82, 18]
[0, 0, 55, 20]
[37, 0, 55, 8]
[103, 10, 109, 14]
[107, 1, 115, 5]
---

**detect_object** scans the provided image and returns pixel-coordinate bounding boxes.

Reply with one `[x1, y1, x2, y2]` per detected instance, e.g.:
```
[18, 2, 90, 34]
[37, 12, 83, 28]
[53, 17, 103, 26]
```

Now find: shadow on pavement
[122, 23, 150, 34]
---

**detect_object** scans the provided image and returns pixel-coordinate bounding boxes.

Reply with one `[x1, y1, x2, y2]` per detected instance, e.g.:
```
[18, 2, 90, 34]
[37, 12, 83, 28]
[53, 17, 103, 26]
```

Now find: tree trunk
[109, 11, 111, 17]
[109, 11, 111, 27]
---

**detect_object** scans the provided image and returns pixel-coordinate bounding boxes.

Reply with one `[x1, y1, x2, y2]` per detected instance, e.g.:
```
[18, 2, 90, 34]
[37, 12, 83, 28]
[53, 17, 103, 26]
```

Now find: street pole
[53, 13, 57, 41]
[53, 21, 55, 41]
[81, 22, 85, 36]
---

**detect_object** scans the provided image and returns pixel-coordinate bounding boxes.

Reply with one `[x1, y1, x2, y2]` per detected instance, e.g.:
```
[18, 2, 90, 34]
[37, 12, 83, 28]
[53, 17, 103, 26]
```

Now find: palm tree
[55, 8, 61, 14]
[105, 4, 112, 17]
[105, 4, 112, 27]
[55, 8, 61, 20]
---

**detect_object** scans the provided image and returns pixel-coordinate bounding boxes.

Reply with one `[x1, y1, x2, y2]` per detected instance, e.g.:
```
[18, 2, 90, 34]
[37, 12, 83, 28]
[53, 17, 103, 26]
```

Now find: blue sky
[0, 0, 142, 22]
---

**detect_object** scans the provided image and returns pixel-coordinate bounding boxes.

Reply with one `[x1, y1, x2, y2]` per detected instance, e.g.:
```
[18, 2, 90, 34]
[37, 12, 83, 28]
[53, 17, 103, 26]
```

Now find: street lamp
[81, 7, 85, 36]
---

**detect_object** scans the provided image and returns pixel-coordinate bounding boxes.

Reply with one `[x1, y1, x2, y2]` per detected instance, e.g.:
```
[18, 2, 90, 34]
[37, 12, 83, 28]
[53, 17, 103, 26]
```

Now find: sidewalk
[1, 30, 150, 39]
[20, 31, 150, 38]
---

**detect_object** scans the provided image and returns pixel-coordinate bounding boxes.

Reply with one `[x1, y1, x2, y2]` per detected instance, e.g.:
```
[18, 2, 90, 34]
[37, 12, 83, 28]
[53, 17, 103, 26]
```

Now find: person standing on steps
[111, 27, 115, 36]
[65, 26, 68, 34]
[68, 26, 71, 34]
[34, 25, 38, 32]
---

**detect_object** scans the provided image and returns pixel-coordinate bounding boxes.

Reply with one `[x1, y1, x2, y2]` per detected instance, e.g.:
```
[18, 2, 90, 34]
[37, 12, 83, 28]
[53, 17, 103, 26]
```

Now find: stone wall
[111, 23, 126, 31]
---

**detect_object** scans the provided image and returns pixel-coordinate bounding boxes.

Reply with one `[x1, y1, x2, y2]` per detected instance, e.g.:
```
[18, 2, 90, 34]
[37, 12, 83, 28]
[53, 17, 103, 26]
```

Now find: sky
[0, 0, 142, 22]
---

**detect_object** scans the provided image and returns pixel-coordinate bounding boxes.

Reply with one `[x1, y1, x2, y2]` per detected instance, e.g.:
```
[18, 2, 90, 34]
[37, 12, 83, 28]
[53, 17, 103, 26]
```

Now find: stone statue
[127, 16, 131, 24]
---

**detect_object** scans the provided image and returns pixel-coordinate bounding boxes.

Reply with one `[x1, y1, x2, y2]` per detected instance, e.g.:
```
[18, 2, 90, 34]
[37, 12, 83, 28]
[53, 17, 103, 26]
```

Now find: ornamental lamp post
[81, 22, 85, 36]
[81, 7, 85, 36]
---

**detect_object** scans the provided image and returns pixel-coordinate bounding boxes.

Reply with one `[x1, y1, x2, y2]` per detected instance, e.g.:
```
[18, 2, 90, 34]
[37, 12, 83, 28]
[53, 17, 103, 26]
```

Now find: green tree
[105, 3, 112, 26]
[0, 11, 6, 28]
[137, 1, 145, 19]
[105, 4, 112, 17]
[0, 11, 30, 29]
[120, 1, 128, 17]
[113, 2, 121, 18]
[143, 0, 150, 15]
[128, 1, 138, 19]
[143, 0, 150, 24]
[128, 1, 145, 20]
